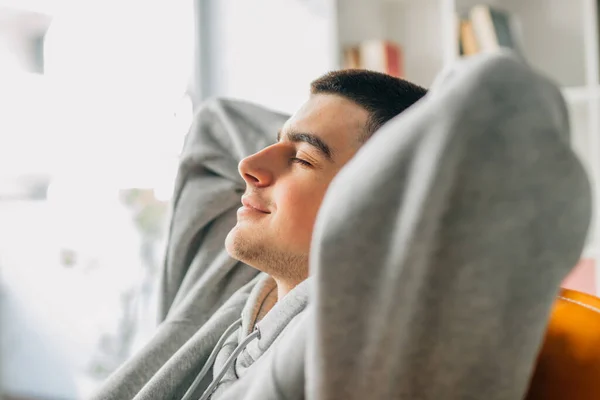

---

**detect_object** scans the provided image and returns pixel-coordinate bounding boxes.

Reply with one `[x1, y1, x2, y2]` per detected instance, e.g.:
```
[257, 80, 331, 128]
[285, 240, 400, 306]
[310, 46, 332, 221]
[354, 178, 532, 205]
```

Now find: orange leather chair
[526, 288, 600, 399]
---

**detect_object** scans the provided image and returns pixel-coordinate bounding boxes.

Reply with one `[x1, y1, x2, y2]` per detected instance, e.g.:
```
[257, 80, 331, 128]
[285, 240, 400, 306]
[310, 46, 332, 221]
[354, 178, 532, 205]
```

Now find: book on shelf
[343, 40, 404, 78]
[458, 5, 520, 56]
[343, 46, 361, 69]
[459, 20, 479, 56]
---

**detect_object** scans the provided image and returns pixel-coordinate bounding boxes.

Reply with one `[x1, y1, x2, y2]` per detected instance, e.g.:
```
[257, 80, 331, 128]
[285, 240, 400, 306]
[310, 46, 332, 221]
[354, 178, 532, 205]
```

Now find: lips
[241, 195, 270, 214]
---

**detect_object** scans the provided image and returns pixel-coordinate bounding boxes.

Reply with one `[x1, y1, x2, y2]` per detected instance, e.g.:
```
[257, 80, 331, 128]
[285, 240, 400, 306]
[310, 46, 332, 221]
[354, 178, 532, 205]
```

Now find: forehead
[282, 93, 369, 150]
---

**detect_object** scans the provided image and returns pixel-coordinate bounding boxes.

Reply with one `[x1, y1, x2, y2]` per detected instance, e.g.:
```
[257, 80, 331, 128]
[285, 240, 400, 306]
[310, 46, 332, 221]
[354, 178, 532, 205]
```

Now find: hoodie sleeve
[306, 51, 591, 400]
[160, 98, 289, 321]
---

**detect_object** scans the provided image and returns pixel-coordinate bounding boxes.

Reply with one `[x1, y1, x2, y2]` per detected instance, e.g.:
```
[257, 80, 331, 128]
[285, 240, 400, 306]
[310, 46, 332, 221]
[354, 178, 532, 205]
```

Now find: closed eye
[291, 157, 313, 167]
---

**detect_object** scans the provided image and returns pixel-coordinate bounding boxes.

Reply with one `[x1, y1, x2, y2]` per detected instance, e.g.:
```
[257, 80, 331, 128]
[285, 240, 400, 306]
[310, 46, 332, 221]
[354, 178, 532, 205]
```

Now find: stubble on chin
[225, 226, 309, 282]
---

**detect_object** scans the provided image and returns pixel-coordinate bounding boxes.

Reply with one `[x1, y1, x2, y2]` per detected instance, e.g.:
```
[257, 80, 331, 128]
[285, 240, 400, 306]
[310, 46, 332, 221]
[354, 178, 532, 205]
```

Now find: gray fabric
[216, 52, 591, 399]
[93, 51, 591, 400]
[210, 276, 310, 398]
[91, 99, 288, 400]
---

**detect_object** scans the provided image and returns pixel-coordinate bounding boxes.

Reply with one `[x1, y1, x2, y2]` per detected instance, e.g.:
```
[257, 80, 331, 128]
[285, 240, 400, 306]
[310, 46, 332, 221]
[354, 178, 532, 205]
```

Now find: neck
[274, 278, 299, 300]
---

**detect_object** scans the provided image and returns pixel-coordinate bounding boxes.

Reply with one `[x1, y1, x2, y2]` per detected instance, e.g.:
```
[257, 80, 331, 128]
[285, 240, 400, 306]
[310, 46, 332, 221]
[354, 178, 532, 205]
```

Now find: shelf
[562, 86, 600, 103]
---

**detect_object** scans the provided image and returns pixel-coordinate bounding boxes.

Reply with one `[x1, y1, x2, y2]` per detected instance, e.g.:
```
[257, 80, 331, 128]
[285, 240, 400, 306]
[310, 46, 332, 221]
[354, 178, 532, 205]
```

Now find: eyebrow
[277, 129, 333, 161]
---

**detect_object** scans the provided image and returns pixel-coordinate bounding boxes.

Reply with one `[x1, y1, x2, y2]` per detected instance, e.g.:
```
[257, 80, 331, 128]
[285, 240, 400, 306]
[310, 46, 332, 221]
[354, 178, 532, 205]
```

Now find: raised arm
[160, 98, 288, 320]
[308, 52, 591, 400]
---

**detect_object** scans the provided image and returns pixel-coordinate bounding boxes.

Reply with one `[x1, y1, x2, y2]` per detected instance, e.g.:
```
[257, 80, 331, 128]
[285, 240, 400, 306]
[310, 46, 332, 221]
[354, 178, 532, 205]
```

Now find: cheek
[274, 180, 329, 239]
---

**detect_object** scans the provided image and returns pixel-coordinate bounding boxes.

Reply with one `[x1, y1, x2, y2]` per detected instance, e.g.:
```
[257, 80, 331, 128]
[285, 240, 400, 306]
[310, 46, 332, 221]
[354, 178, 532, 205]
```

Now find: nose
[238, 147, 275, 188]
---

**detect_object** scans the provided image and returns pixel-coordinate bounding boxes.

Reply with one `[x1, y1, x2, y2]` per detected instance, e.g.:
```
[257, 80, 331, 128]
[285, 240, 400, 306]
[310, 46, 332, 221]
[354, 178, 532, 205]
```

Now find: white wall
[204, 0, 337, 114]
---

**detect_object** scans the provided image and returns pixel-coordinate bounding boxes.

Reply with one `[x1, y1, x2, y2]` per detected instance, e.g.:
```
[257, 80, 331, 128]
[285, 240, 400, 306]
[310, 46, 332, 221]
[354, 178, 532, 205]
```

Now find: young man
[93, 70, 427, 400]
[93, 53, 590, 400]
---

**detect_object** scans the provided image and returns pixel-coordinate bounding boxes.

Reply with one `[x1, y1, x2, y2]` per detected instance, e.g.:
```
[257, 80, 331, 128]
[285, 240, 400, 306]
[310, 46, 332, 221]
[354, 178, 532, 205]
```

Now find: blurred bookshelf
[2, 0, 599, 294]
[333, 0, 600, 293]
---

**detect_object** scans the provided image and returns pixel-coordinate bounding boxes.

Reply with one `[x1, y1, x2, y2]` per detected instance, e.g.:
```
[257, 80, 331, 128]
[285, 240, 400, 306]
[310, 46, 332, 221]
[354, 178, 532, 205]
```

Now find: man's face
[225, 93, 369, 281]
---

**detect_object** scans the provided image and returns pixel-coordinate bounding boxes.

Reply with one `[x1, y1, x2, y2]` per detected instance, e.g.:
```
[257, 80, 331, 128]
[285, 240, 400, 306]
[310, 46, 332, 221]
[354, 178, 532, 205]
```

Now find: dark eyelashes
[291, 157, 312, 167]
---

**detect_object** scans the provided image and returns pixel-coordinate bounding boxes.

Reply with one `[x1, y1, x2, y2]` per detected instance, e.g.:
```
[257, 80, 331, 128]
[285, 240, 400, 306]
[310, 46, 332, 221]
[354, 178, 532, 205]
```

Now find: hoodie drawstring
[180, 317, 262, 400]
[197, 326, 261, 400]
[181, 318, 241, 400]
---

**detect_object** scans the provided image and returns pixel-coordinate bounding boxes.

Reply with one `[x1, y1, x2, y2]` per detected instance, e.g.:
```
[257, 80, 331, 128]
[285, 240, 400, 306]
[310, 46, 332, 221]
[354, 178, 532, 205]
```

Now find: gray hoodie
[178, 274, 310, 400]
[92, 52, 591, 400]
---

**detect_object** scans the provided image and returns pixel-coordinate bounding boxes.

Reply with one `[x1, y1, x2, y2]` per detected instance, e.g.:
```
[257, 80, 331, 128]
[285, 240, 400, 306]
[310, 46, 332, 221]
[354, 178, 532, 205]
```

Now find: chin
[225, 226, 308, 278]
[224, 228, 241, 259]
[225, 226, 259, 264]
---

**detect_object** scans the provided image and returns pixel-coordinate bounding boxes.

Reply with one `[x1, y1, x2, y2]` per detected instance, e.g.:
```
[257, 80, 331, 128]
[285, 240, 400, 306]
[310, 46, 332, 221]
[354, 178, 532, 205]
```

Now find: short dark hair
[310, 69, 427, 141]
